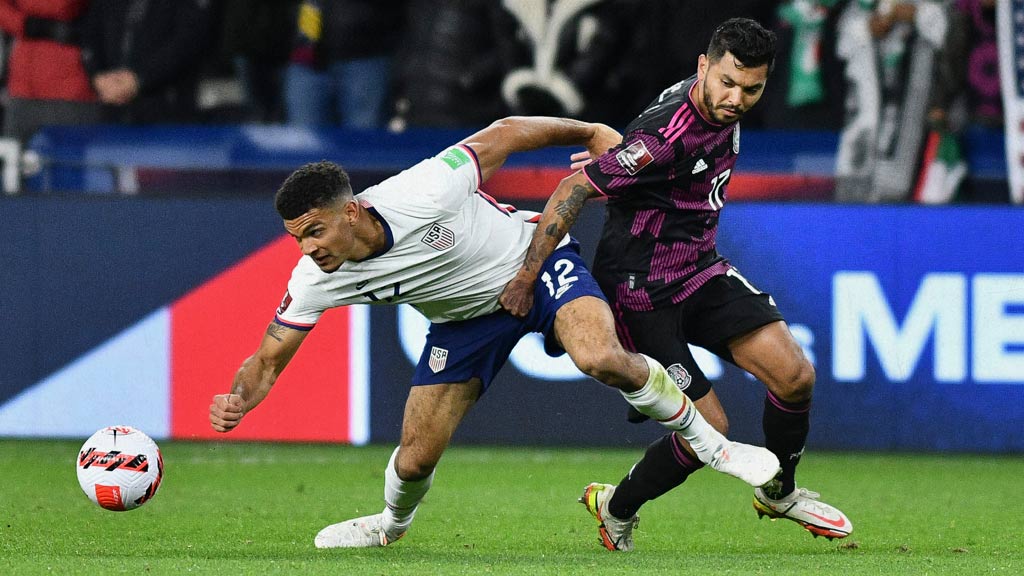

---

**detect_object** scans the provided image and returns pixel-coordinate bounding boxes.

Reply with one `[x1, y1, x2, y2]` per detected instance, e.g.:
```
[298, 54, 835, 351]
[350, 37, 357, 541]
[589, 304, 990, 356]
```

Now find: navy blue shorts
[411, 241, 605, 392]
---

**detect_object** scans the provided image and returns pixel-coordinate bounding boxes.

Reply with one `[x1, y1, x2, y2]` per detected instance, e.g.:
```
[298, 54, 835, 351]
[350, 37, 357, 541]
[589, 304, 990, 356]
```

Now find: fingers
[498, 285, 533, 318]
[570, 150, 594, 172]
[209, 393, 244, 433]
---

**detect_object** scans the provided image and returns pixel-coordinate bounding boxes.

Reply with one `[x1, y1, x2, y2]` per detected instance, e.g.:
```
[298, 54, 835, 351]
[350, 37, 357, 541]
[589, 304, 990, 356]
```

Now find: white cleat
[314, 513, 404, 549]
[754, 486, 853, 540]
[708, 442, 781, 488]
[578, 482, 639, 551]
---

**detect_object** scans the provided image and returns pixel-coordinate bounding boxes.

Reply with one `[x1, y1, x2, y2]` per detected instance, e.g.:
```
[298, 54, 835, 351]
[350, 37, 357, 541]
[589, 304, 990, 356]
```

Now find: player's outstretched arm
[458, 116, 620, 182]
[209, 321, 308, 432]
[499, 171, 602, 318]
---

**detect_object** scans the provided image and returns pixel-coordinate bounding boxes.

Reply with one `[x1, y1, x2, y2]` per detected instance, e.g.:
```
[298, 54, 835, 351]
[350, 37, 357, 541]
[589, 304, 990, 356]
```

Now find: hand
[499, 271, 536, 318]
[209, 393, 245, 433]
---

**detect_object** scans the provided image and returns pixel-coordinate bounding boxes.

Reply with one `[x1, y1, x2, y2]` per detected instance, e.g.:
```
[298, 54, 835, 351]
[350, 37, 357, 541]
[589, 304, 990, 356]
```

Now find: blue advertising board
[2, 198, 1022, 451]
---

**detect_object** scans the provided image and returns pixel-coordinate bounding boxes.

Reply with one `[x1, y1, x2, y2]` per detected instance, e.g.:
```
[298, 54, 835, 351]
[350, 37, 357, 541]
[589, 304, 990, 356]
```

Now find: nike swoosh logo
[356, 280, 369, 290]
[805, 510, 848, 528]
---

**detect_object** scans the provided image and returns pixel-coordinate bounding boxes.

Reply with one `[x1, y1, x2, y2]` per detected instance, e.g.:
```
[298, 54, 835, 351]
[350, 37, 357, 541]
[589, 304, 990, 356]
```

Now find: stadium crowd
[0, 0, 1010, 203]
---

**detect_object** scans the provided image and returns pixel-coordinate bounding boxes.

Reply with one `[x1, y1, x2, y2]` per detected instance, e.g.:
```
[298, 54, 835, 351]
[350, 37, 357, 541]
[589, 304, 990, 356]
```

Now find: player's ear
[697, 54, 708, 80]
[342, 199, 359, 225]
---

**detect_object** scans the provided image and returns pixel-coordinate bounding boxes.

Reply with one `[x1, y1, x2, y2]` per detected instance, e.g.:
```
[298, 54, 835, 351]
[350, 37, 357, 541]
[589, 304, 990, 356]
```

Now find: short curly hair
[275, 160, 354, 220]
[707, 18, 777, 74]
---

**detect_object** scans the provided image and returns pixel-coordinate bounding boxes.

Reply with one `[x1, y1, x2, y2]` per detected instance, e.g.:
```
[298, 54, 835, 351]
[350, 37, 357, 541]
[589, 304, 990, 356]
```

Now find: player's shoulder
[627, 76, 698, 132]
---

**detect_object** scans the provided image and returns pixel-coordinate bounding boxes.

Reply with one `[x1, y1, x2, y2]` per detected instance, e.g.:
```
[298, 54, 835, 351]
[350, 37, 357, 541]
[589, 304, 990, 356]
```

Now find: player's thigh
[727, 320, 814, 401]
[399, 379, 482, 470]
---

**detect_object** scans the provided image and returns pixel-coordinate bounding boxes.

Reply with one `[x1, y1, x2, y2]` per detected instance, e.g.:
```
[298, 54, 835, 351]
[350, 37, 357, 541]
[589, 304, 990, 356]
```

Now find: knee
[572, 347, 630, 388]
[395, 448, 438, 481]
[770, 357, 815, 403]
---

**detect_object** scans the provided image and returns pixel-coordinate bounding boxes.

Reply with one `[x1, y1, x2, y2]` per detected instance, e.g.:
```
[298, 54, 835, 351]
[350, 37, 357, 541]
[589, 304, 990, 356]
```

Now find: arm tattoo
[266, 322, 287, 342]
[525, 182, 594, 273]
[551, 183, 591, 235]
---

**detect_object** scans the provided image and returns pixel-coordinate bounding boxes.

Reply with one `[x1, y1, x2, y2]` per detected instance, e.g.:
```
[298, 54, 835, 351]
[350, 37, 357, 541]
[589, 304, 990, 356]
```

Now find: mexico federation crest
[666, 363, 692, 392]
[615, 139, 654, 175]
[428, 346, 449, 373]
[732, 124, 740, 154]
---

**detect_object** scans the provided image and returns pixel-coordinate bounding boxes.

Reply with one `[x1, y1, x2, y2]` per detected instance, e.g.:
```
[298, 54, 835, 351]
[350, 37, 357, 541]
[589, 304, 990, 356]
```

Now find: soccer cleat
[578, 482, 639, 551]
[707, 442, 781, 488]
[753, 486, 853, 540]
[314, 513, 405, 548]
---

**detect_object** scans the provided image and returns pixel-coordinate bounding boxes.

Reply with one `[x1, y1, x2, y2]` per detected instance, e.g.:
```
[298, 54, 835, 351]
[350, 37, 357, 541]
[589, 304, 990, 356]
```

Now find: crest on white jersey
[421, 223, 456, 251]
[429, 346, 449, 373]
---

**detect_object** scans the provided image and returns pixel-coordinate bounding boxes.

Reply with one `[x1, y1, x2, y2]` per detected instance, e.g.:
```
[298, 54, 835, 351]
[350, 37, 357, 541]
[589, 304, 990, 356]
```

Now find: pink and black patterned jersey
[583, 75, 739, 312]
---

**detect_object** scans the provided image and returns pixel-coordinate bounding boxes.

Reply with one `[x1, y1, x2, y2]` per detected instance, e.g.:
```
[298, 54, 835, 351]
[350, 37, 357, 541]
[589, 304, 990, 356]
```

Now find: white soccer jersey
[275, 145, 560, 328]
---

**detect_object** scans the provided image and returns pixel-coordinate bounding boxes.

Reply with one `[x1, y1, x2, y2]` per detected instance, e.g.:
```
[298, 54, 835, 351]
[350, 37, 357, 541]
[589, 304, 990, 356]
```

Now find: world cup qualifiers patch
[441, 147, 471, 170]
[276, 290, 293, 315]
[615, 139, 654, 175]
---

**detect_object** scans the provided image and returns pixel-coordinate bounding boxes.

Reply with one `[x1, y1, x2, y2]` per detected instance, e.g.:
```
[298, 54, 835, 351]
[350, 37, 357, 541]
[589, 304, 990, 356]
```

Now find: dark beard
[702, 79, 741, 124]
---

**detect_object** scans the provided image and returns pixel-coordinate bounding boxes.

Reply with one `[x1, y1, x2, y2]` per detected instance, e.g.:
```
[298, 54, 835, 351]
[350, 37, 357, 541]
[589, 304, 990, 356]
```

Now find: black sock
[762, 390, 810, 498]
[607, 432, 704, 519]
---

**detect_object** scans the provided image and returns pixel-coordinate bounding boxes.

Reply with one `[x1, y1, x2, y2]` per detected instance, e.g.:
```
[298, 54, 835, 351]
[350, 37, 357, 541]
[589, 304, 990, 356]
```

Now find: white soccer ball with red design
[76, 426, 164, 511]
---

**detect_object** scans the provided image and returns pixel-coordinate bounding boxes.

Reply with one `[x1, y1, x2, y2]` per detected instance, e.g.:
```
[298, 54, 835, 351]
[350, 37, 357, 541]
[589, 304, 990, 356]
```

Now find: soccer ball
[76, 425, 164, 511]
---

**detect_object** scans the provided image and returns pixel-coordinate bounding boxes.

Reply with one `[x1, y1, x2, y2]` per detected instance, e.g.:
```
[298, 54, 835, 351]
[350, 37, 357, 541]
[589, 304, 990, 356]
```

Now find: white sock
[621, 354, 728, 464]
[380, 446, 433, 538]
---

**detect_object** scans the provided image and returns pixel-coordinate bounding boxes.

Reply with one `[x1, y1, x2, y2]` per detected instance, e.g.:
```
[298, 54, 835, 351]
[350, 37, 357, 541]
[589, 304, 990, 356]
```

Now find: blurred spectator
[759, 0, 846, 130]
[833, 0, 956, 203]
[220, 0, 298, 123]
[956, 0, 1000, 126]
[79, 0, 214, 125]
[284, 0, 404, 128]
[0, 0, 99, 145]
[912, 0, 969, 203]
[389, 0, 508, 130]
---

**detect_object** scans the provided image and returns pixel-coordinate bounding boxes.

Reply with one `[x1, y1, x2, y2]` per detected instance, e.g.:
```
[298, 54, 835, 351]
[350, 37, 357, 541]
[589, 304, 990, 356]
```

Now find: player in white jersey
[207, 116, 780, 549]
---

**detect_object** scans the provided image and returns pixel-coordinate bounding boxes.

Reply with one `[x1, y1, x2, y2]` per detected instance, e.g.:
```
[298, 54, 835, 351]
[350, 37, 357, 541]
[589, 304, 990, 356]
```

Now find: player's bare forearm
[521, 174, 599, 278]
[212, 322, 303, 429]
[230, 353, 278, 413]
[461, 117, 620, 181]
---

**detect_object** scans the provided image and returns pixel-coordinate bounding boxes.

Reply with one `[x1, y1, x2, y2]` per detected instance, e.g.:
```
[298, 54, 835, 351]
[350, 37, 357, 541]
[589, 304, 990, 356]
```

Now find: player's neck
[351, 205, 388, 260]
[692, 79, 712, 123]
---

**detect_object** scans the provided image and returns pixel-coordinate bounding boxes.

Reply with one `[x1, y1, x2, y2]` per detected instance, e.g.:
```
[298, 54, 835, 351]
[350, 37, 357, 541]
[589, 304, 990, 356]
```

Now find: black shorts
[613, 269, 785, 401]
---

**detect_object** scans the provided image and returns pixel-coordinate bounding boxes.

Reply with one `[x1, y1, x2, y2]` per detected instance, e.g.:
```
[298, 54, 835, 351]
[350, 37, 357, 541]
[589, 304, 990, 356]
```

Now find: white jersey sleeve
[273, 258, 336, 330]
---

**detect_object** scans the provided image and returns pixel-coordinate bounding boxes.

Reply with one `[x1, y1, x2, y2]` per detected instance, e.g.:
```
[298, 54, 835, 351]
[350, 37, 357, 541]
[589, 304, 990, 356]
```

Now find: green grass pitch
[1, 440, 1021, 575]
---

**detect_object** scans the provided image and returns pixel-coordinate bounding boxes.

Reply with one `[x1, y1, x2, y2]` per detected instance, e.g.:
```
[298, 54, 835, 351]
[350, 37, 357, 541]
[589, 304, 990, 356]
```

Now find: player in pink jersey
[501, 19, 852, 551]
